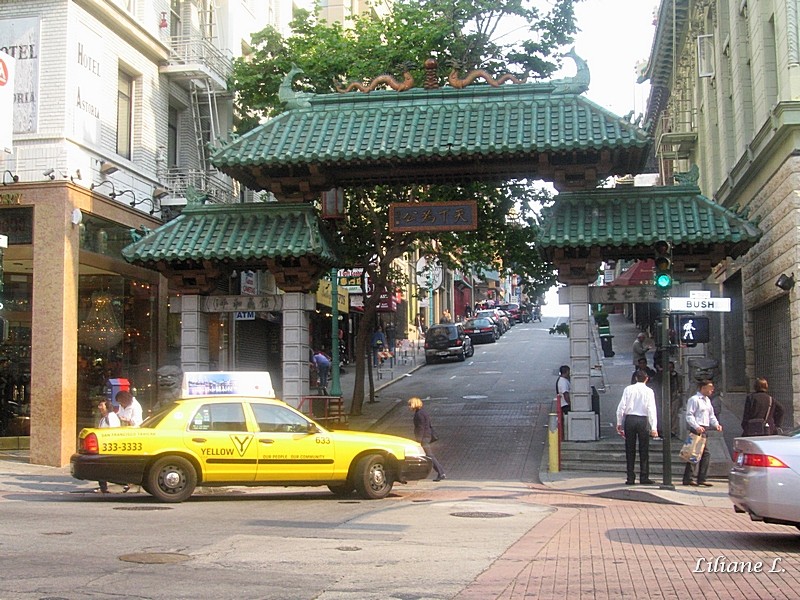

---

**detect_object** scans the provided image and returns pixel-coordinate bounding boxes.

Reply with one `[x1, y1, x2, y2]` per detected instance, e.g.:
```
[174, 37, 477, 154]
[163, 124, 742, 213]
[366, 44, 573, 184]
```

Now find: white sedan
[729, 429, 800, 530]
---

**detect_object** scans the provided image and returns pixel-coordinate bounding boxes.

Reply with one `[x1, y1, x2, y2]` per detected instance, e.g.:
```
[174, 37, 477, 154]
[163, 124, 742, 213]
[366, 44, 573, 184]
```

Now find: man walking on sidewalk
[683, 380, 722, 487]
[616, 370, 659, 485]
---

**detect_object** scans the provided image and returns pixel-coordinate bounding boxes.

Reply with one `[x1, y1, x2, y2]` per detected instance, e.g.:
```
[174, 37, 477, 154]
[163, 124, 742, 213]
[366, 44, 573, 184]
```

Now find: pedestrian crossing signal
[678, 316, 709, 346]
[654, 240, 673, 293]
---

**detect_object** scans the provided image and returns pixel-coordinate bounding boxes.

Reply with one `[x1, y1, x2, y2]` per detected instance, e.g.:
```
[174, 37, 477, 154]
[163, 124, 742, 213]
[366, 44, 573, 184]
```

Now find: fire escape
[159, 1, 234, 209]
[655, 91, 697, 185]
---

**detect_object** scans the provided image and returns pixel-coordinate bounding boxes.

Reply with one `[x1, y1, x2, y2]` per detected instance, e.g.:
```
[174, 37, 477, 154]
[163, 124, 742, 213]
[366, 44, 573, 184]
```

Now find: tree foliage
[230, 0, 581, 413]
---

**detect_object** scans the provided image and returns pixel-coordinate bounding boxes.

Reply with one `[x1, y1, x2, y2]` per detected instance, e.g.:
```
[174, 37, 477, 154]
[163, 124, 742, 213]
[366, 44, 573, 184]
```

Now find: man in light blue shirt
[683, 380, 723, 487]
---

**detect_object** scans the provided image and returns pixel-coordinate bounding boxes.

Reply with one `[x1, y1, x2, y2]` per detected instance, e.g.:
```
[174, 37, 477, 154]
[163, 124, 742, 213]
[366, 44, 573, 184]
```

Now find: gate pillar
[559, 284, 599, 441]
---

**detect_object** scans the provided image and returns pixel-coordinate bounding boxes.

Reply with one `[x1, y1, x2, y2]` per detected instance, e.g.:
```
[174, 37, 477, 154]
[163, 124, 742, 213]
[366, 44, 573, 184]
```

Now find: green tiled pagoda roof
[539, 184, 761, 259]
[121, 202, 338, 266]
[211, 73, 651, 198]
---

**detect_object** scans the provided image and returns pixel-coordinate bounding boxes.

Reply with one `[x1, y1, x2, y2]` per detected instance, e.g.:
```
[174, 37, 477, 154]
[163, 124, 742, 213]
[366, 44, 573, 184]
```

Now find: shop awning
[610, 260, 654, 286]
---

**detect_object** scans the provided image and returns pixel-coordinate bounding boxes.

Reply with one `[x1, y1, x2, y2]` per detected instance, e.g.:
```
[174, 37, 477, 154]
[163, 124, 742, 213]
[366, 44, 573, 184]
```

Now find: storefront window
[77, 274, 158, 430]
[0, 273, 32, 436]
[78, 213, 138, 258]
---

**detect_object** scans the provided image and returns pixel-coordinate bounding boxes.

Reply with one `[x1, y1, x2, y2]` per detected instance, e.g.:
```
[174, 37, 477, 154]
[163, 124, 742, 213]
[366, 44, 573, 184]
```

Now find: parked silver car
[729, 429, 800, 529]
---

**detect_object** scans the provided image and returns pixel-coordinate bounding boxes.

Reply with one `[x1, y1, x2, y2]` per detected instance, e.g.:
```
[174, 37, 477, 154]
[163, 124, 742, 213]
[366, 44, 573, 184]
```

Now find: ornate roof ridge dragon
[334, 62, 416, 93]
[446, 58, 527, 89]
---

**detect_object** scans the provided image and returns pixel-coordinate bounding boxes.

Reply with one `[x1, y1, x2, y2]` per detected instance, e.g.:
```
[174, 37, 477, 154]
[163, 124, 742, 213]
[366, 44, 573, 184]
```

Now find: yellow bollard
[548, 412, 560, 473]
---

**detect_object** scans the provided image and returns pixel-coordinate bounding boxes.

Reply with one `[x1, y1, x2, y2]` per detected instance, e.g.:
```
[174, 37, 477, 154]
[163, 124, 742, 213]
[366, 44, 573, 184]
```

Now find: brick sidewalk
[455, 485, 800, 600]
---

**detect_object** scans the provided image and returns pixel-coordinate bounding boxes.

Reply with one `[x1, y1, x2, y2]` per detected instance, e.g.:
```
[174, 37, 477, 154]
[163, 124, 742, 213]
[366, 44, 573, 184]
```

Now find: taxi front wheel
[147, 456, 197, 503]
[353, 454, 393, 499]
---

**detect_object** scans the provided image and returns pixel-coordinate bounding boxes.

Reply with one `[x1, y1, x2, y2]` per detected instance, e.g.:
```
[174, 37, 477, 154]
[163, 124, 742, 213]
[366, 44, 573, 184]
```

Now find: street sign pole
[329, 268, 342, 397]
[428, 274, 434, 328]
[660, 305, 674, 490]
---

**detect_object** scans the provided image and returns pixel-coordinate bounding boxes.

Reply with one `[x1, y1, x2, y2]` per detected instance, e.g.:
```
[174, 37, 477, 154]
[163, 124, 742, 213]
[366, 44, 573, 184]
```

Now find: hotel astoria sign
[0, 16, 39, 134]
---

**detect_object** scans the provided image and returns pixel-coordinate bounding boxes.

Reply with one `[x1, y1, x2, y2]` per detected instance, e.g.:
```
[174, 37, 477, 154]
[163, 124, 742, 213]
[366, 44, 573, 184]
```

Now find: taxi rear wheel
[353, 454, 393, 499]
[146, 456, 197, 503]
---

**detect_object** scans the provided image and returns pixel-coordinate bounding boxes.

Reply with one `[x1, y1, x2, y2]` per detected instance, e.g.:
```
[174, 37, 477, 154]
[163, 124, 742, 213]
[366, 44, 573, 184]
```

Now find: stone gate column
[179, 295, 210, 371]
[560, 284, 599, 441]
[281, 292, 316, 408]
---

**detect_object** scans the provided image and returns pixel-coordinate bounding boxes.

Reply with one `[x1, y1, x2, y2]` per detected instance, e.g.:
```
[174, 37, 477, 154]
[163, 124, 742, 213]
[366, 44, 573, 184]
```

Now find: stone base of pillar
[566, 412, 599, 441]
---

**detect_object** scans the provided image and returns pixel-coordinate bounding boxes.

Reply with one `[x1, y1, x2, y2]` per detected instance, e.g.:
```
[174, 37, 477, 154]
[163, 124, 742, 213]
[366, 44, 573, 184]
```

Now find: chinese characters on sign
[588, 286, 660, 304]
[389, 201, 478, 232]
[202, 295, 283, 313]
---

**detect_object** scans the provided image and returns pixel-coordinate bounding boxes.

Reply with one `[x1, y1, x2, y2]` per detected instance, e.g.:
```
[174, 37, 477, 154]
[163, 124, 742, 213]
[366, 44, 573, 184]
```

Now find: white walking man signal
[682, 319, 696, 341]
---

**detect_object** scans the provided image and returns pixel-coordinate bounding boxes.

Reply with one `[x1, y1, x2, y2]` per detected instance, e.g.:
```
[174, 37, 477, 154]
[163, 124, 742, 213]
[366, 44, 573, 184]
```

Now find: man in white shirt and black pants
[616, 370, 659, 485]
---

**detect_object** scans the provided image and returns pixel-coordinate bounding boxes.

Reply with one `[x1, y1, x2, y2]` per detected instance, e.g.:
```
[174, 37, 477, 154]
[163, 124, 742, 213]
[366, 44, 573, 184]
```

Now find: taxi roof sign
[182, 372, 275, 398]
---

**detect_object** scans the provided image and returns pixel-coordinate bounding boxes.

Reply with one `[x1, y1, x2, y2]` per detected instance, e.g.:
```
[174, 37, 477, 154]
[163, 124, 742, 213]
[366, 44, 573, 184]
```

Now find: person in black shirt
[408, 397, 446, 482]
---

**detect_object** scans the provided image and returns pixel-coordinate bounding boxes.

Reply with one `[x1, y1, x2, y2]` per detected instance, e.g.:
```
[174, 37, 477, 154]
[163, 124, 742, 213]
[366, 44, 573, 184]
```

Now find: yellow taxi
[70, 372, 431, 502]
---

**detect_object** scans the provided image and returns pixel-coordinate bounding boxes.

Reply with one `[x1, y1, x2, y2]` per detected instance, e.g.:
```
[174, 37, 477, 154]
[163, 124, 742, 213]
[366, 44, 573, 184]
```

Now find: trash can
[600, 334, 615, 357]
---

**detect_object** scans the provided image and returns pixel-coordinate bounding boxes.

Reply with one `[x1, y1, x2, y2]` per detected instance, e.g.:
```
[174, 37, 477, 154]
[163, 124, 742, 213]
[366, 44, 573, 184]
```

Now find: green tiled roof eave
[211, 86, 650, 171]
[538, 186, 761, 253]
[121, 203, 339, 266]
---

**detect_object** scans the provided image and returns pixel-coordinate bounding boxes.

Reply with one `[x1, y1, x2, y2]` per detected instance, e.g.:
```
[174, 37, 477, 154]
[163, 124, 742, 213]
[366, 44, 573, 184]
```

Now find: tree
[231, 0, 579, 414]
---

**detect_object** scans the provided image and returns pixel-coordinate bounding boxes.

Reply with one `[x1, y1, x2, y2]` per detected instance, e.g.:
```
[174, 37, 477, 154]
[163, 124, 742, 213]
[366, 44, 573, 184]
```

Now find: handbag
[679, 433, 706, 463]
[429, 427, 439, 443]
[744, 396, 773, 436]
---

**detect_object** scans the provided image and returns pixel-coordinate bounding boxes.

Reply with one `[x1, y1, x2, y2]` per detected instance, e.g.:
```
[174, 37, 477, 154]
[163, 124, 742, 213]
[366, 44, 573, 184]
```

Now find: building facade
[644, 0, 800, 424]
[0, 0, 275, 466]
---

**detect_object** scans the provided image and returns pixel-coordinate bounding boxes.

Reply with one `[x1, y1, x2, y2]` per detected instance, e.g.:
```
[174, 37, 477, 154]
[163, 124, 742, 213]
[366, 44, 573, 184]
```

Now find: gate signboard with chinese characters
[389, 201, 478, 232]
[585, 285, 660, 304]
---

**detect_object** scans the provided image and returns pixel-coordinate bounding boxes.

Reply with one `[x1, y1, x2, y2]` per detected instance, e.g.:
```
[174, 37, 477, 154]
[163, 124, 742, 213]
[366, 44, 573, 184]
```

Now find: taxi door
[183, 401, 258, 483]
[249, 402, 335, 482]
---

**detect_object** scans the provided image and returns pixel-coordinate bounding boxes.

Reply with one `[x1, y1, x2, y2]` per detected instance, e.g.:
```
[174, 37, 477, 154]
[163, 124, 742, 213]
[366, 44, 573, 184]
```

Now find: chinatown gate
[124, 56, 760, 439]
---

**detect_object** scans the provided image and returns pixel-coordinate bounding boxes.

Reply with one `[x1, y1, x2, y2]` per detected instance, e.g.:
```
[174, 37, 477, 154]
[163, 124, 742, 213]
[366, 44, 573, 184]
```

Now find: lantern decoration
[78, 292, 124, 351]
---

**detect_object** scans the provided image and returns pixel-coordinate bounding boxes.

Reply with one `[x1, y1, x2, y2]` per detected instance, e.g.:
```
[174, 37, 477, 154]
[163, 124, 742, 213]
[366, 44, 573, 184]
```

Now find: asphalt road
[367, 319, 568, 483]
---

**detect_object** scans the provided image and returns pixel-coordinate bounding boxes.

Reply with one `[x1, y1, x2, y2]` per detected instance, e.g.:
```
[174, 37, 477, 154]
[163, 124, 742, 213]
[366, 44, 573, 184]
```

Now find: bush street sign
[668, 297, 731, 312]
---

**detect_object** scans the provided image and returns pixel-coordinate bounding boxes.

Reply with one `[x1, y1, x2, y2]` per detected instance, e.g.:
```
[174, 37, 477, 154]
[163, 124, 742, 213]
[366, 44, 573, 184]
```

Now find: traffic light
[653, 240, 673, 293]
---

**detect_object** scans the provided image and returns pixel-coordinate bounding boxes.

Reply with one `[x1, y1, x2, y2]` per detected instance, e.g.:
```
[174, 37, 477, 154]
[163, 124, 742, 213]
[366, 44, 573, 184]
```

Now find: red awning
[610, 259, 654, 286]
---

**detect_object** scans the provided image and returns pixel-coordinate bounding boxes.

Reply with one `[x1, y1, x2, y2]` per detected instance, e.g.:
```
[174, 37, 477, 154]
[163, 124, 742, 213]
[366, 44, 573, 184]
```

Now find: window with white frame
[697, 34, 715, 78]
[116, 71, 133, 159]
